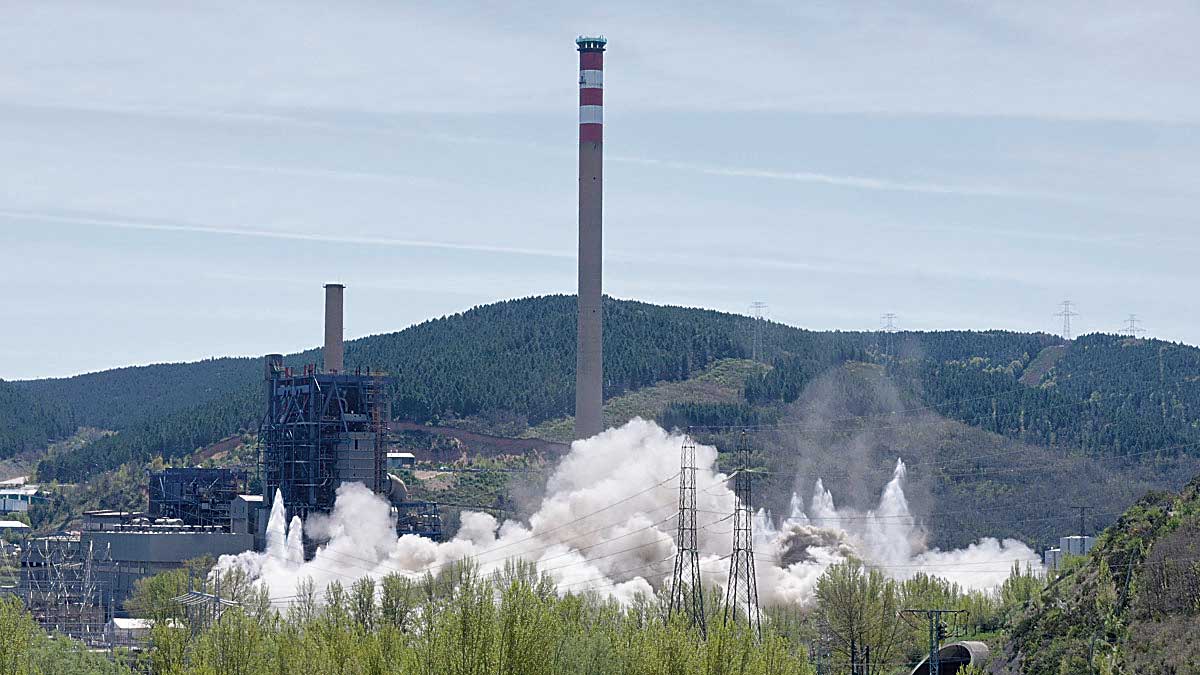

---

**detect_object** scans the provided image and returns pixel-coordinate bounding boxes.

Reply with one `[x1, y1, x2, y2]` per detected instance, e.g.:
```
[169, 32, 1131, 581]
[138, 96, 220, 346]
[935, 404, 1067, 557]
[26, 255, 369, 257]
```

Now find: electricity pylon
[723, 431, 761, 638]
[668, 437, 705, 635]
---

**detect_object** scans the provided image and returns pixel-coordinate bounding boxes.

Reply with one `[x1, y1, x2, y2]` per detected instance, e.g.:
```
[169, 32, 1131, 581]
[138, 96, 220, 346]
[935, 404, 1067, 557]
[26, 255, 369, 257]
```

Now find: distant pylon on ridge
[750, 302, 768, 363]
[723, 431, 761, 638]
[1120, 314, 1146, 337]
[668, 436, 705, 635]
[881, 313, 898, 332]
[1055, 300, 1078, 340]
[881, 313, 898, 358]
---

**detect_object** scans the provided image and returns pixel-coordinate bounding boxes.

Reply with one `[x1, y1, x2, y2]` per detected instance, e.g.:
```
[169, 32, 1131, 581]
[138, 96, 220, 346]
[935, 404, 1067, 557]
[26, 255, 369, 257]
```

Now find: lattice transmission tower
[750, 302, 768, 362]
[1121, 314, 1146, 337]
[723, 432, 761, 638]
[1055, 300, 1078, 340]
[668, 437, 705, 635]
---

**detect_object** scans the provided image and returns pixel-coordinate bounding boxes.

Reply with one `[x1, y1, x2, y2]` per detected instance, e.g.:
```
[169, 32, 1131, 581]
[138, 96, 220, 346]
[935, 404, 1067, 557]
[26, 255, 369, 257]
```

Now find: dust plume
[213, 419, 1040, 606]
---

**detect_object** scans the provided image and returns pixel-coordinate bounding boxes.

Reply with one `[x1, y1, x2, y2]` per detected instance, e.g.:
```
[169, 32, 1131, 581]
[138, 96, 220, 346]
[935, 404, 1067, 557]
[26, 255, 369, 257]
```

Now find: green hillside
[0, 380, 74, 457]
[993, 477, 1200, 674]
[8, 296, 1200, 516]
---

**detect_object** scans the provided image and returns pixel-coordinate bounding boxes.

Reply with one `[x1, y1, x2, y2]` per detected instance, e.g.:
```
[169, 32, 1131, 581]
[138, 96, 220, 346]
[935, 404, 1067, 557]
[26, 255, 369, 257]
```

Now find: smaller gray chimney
[324, 284, 344, 373]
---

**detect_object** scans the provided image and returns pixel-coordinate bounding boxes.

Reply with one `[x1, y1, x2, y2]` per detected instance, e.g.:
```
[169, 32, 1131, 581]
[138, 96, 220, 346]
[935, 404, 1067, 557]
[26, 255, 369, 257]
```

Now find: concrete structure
[1044, 535, 1096, 571]
[231, 494, 263, 537]
[574, 35, 606, 440]
[909, 641, 991, 675]
[324, 283, 345, 373]
[88, 529, 253, 604]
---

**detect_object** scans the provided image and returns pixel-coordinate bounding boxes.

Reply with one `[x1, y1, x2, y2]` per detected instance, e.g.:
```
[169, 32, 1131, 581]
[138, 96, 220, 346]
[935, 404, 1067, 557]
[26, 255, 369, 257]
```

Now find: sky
[1, 1, 1198, 380]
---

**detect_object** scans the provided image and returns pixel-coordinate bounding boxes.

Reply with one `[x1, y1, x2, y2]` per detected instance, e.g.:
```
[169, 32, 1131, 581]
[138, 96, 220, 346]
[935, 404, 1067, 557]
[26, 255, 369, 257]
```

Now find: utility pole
[902, 609, 966, 675]
[750, 302, 768, 362]
[723, 431, 761, 638]
[1055, 300, 1078, 340]
[669, 437, 705, 636]
[1120, 314, 1146, 337]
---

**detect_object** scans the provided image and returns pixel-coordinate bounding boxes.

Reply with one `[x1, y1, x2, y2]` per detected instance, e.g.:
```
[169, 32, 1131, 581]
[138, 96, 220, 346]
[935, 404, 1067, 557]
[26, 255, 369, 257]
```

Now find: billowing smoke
[213, 419, 1040, 606]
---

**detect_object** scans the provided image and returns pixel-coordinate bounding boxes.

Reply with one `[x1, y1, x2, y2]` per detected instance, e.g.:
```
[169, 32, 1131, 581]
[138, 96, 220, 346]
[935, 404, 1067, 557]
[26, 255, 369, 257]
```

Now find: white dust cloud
[213, 419, 1041, 605]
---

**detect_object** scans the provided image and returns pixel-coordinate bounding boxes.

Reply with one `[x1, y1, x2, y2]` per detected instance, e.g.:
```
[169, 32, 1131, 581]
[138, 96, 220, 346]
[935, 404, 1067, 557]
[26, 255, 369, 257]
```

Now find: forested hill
[6, 295, 1200, 483]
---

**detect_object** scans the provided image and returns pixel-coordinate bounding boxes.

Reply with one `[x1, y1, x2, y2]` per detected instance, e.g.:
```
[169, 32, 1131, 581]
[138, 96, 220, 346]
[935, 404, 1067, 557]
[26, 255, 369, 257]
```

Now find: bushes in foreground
[146, 561, 813, 675]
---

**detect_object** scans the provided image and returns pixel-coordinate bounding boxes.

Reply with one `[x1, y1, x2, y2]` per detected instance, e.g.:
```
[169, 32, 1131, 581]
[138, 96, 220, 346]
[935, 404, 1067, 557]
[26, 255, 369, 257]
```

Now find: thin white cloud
[193, 162, 447, 188]
[611, 155, 1061, 199]
[0, 210, 572, 259]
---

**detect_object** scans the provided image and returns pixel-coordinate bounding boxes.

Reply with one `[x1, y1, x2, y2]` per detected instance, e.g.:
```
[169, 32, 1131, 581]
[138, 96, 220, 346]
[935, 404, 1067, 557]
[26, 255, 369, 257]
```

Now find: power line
[684, 344, 1184, 431]
[686, 367, 1197, 434]
[902, 608, 967, 675]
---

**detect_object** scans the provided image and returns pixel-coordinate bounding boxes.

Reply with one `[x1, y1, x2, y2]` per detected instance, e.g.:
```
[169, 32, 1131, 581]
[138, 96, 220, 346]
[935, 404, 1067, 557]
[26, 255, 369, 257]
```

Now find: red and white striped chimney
[575, 35, 606, 440]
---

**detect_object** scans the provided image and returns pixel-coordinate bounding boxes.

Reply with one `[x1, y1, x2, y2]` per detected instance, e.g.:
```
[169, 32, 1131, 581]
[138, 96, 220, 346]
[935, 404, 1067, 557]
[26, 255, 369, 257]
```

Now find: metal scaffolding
[17, 534, 113, 647]
[149, 467, 249, 530]
[260, 360, 387, 524]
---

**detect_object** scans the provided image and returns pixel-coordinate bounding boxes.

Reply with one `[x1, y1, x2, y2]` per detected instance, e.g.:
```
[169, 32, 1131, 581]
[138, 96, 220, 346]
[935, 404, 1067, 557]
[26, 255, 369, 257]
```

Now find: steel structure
[18, 534, 113, 647]
[260, 360, 387, 524]
[1055, 300, 1078, 340]
[259, 283, 443, 546]
[148, 467, 248, 530]
[723, 432, 761, 637]
[394, 501, 444, 540]
[575, 35, 606, 440]
[902, 609, 968, 675]
[669, 437, 705, 635]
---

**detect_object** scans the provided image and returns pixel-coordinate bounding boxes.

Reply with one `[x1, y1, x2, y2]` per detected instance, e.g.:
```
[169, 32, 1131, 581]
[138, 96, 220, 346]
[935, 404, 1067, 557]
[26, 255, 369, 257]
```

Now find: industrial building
[1043, 535, 1096, 571]
[148, 467, 248, 529]
[258, 283, 441, 548]
[16, 509, 254, 626]
[0, 484, 47, 514]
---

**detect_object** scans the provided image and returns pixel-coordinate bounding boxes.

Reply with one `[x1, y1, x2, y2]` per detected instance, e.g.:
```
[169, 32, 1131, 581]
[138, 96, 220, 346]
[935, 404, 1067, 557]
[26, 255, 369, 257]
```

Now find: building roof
[0, 520, 30, 529]
[387, 452, 416, 459]
[0, 487, 39, 497]
[110, 618, 153, 630]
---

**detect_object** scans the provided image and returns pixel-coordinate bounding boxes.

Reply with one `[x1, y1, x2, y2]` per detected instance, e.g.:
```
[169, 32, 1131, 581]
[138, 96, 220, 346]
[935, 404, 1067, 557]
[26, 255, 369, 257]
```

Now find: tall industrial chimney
[575, 35, 606, 440]
[324, 283, 344, 373]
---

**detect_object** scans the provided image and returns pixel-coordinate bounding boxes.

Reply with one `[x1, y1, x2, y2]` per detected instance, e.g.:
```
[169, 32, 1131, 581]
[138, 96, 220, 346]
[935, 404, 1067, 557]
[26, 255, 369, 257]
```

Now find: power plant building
[258, 283, 439, 545]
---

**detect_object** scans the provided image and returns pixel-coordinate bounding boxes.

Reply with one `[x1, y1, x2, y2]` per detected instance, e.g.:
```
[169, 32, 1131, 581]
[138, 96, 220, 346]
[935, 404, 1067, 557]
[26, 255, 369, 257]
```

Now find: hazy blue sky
[2, 1, 1198, 379]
